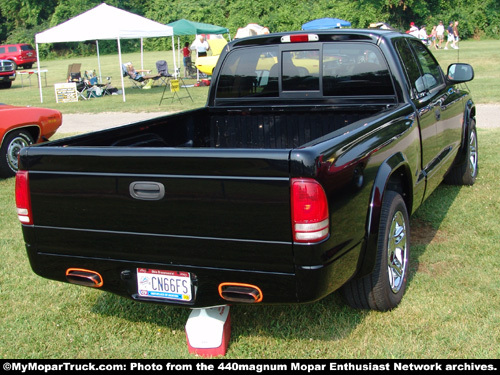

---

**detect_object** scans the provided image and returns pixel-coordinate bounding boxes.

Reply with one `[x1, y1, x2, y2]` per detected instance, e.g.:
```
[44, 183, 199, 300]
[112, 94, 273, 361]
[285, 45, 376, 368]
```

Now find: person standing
[430, 25, 438, 49]
[452, 21, 460, 49]
[419, 25, 429, 44]
[408, 22, 419, 37]
[436, 21, 445, 48]
[182, 42, 192, 78]
[444, 21, 454, 50]
[190, 35, 210, 57]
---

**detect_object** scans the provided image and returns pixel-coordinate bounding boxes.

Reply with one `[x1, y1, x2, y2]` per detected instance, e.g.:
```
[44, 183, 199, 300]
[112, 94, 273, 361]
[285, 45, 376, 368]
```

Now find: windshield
[215, 43, 394, 99]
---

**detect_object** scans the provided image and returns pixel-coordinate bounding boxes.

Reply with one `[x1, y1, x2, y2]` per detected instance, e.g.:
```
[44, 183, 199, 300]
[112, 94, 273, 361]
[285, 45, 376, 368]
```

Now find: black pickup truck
[16, 29, 477, 312]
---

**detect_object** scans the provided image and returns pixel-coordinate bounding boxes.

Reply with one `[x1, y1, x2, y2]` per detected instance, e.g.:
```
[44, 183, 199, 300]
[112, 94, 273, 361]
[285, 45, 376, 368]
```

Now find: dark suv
[0, 59, 16, 88]
[0, 43, 37, 69]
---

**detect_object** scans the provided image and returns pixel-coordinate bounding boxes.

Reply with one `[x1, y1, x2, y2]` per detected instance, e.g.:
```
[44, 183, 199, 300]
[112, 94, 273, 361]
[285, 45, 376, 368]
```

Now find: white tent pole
[117, 37, 126, 102]
[96, 40, 102, 82]
[177, 36, 184, 76]
[171, 36, 177, 78]
[196, 40, 200, 82]
[141, 38, 144, 70]
[35, 43, 43, 103]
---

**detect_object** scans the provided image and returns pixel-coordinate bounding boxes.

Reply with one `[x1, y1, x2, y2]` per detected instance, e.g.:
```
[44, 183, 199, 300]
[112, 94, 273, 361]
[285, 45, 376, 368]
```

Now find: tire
[0, 81, 12, 89]
[0, 130, 34, 178]
[341, 191, 410, 311]
[444, 119, 478, 185]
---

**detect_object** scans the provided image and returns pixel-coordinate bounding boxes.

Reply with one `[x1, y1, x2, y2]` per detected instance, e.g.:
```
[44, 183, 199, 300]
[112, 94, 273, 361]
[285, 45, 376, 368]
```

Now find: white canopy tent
[35, 3, 174, 102]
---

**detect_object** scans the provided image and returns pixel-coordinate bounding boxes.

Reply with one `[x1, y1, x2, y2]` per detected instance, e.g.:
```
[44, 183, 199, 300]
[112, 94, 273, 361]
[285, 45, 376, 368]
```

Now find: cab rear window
[215, 43, 394, 98]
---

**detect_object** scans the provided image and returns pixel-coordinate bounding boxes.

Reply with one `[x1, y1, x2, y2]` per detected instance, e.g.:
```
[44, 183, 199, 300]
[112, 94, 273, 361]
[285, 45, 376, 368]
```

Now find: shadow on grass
[408, 184, 462, 283]
[91, 288, 367, 343]
[89, 184, 462, 346]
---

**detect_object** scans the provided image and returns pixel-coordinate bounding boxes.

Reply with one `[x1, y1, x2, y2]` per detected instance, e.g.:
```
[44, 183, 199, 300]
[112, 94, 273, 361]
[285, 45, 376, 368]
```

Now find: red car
[0, 104, 62, 177]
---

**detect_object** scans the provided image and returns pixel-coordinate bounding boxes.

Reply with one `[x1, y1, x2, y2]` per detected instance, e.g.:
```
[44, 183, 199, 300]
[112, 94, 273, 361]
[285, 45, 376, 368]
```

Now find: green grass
[2, 49, 210, 114]
[433, 40, 500, 104]
[1, 129, 499, 359]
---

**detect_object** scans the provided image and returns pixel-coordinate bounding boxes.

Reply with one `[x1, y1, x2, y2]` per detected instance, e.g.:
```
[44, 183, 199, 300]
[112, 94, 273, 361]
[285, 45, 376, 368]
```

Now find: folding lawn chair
[67, 63, 82, 83]
[153, 60, 172, 86]
[84, 70, 99, 85]
[122, 63, 145, 88]
[185, 59, 198, 78]
[67, 63, 90, 100]
[100, 76, 115, 96]
[83, 69, 114, 98]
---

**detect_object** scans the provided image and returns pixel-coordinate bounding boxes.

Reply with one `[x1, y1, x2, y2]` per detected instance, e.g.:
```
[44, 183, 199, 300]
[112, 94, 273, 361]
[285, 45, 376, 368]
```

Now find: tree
[0, 0, 58, 43]
[2, 0, 498, 56]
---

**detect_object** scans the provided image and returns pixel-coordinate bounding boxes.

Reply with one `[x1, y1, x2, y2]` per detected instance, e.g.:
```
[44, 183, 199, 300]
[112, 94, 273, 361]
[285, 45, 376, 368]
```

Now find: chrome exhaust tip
[66, 268, 103, 288]
[218, 283, 263, 303]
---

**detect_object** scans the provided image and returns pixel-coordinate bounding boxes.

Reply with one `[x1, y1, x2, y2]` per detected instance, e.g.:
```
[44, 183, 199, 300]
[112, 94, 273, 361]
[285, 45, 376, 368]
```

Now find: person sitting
[124, 62, 160, 89]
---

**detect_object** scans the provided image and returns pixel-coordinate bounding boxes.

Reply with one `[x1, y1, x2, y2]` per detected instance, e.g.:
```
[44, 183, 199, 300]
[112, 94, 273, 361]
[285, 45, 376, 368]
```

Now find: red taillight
[291, 178, 329, 243]
[15, 170, 33, 225]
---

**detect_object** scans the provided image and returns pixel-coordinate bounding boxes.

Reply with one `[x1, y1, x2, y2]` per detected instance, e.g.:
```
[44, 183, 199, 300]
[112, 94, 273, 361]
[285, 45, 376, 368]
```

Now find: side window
[0, 47, 5, 53]
[8, 46, 17, 52]
[408, 40, 444, 91]
[394, 39, 423, 94]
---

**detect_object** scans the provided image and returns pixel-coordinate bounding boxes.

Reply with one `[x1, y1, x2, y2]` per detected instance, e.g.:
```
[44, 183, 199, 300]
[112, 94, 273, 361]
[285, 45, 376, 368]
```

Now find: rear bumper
[15, 57, 37, 65]
[24, 239, 362, 308]
[26, 249, 298, 307]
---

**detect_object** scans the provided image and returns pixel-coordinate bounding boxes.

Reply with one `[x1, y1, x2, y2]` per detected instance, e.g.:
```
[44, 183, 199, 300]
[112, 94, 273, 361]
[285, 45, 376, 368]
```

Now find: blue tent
[302, 18, 351, 30]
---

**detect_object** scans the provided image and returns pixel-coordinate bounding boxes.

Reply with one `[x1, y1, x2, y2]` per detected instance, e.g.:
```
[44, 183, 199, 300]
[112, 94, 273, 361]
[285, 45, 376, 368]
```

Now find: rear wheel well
[350, 163, 413, 280]
[385, 166, 412, 214]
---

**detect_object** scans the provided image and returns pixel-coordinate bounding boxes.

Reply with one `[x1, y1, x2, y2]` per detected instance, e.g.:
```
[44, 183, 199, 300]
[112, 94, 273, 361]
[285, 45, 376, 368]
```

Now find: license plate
[137, 268, 192, 301]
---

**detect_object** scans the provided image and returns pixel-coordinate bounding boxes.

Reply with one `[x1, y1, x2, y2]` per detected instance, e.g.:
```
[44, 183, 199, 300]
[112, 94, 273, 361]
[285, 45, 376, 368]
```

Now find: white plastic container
[185, 305, 231, 357]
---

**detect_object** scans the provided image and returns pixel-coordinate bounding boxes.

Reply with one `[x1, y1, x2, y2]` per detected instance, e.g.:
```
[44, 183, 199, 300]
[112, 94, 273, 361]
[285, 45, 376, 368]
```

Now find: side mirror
[447, 63, 474, 83]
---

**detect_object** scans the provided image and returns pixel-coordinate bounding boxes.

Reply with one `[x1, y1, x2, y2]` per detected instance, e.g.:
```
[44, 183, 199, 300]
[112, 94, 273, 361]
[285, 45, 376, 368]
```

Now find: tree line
[1, 0, 499, 57]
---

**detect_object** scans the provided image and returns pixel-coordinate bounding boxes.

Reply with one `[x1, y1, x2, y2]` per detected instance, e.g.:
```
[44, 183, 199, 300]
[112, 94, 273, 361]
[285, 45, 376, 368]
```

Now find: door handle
[129, 181, 165, 200]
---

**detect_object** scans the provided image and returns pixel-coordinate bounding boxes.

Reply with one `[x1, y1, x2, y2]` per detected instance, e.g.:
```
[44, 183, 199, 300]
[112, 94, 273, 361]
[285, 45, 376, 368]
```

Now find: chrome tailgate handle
[129, 181, 165, 200]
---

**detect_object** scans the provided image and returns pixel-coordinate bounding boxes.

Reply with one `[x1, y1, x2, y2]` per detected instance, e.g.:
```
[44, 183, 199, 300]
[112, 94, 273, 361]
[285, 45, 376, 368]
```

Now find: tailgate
[23, 147, 294, 273]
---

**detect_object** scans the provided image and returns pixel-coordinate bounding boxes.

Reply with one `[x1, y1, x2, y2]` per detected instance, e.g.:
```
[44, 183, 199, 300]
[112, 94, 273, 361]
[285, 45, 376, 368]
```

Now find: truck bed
[48, 106, 382, 150]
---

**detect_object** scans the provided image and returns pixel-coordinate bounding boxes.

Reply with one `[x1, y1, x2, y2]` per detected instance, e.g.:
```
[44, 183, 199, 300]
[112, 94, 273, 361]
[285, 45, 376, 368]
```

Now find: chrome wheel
[443, 120, 478, 186]
[7, 135, 30, 172]
[340, 191, 410, 311]
[468, 129, 478, 179]
[387, 211, 408, 294]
